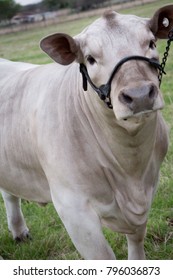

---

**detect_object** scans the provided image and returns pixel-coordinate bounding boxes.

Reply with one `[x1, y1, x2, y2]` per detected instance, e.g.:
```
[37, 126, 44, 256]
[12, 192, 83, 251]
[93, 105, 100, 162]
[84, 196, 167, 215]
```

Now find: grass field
[0, 0, 173, 260]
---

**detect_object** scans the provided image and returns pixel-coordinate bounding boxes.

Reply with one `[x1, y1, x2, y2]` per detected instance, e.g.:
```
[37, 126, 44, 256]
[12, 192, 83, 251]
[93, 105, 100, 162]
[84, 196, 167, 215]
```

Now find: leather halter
[80, 56, 163, 109]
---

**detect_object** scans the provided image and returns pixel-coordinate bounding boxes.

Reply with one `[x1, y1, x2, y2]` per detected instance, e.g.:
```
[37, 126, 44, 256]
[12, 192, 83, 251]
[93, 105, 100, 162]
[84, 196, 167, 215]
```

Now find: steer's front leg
[51, 187, 115, 260]
[126, 223, 146, 259]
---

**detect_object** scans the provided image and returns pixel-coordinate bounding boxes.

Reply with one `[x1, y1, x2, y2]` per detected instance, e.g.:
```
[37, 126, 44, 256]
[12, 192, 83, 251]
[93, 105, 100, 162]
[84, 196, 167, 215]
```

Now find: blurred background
[0, 0, 158, 34]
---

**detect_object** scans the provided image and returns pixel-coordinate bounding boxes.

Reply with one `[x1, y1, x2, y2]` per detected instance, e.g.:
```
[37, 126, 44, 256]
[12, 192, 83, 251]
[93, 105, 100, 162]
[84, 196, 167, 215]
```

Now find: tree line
[42, 0, 109, 11]
[0, 0, 20, 21]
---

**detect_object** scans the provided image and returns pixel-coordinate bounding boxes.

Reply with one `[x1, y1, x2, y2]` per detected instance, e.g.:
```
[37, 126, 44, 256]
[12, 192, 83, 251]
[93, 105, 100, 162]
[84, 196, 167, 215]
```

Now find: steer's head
[41, 5, 173, 122]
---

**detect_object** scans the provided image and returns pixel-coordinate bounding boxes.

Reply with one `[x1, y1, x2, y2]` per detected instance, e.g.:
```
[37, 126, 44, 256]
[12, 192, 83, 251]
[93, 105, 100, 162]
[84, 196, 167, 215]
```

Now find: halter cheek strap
[79, 56, 163, 109]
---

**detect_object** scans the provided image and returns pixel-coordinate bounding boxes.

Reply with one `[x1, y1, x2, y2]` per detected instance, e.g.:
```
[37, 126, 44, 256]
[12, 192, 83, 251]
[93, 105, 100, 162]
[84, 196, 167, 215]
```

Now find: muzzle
[80, 56, 164, 109]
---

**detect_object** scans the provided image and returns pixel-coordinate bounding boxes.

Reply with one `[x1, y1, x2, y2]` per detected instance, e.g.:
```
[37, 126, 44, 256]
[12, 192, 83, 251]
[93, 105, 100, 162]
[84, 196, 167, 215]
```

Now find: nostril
[148, 85, 156, 100]
[121, 93, 133, 104]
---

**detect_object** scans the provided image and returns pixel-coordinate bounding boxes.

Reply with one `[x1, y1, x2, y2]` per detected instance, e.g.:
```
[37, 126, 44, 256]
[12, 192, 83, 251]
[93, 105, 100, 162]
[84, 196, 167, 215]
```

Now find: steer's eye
[149, 40, 156, 50]
[87, 55, 96, 65]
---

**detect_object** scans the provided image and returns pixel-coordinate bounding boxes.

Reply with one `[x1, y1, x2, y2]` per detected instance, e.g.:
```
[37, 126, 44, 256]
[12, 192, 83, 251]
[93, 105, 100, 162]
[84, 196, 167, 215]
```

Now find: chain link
[158, 28, 173, 86]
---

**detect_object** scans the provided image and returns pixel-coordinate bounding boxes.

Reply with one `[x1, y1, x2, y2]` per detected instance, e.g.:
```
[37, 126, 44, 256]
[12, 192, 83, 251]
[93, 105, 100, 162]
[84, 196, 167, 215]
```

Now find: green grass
[0, 0, 173, 260]
[0, 17, 96, 64]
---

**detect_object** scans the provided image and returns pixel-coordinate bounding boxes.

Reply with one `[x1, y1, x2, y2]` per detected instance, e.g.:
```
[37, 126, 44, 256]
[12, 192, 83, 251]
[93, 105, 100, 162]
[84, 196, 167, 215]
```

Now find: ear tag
[163, 18, 169, 28]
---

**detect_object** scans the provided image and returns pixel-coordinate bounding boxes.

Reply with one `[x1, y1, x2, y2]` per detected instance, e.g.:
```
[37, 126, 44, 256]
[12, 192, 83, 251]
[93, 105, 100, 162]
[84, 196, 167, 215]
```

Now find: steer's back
[0, 59, 38, 82]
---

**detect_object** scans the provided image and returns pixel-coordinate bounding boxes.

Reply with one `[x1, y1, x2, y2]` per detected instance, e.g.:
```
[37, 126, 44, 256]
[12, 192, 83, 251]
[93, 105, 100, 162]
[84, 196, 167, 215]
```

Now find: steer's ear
[149, 5, 173, 39]
[40, 33, 80, 65]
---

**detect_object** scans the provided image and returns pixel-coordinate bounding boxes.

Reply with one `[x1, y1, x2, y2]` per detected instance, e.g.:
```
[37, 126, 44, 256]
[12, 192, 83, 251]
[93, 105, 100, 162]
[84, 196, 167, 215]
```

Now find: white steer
[0, 5, 172, 259]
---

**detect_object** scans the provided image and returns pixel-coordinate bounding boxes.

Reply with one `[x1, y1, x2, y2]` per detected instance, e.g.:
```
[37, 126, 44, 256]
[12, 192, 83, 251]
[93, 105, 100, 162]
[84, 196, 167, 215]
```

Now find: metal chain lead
[158, 28, 173, 86]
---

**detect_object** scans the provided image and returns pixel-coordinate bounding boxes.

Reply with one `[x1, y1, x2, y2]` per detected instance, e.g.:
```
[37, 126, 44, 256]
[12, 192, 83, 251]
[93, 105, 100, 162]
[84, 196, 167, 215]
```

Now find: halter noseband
[79, 56, 163, 109]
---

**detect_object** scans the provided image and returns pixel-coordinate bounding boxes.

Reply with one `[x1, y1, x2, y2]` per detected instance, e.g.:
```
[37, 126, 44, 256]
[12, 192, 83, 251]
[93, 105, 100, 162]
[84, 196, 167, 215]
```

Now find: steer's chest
[59, 114, 158, 233]
[95, 191, 151, 234]
[92, 164, 157, 234]
[94, 197, 137, 234]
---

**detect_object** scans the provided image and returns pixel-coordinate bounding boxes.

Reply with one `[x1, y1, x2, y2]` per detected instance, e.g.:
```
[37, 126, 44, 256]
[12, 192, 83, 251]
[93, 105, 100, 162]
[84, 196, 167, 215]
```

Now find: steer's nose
[118, 83, 158, 114]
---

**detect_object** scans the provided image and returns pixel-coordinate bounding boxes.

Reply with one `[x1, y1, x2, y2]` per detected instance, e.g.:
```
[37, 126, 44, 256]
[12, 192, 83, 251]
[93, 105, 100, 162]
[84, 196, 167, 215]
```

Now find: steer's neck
[79, 85, 158, 178]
